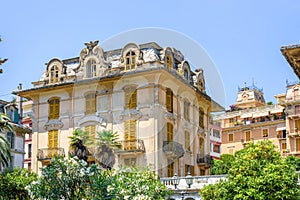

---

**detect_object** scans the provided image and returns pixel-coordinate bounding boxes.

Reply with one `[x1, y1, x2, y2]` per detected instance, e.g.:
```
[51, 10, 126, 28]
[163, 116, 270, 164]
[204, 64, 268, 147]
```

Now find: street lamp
[185, 171, 194, 188]
[172, 173, 180, 189]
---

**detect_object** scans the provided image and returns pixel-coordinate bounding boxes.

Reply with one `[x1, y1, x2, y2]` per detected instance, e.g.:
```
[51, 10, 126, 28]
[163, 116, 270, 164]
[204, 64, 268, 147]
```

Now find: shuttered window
[166, 88, 173, 113]
[296, 138, 300, 152]
[185, 131, 190, 151]
[124, 120, 137, 150]
[84, 125, 96, 139]
[245, 131, 251, 142]
[48, 130, 58, 148]
[199, 109, 204, 129]
[167, 159, 174, 177]
[228, 133, 233, 142]
[85, 93, 96, 114]
[167, 122, 174, 141]
[49, 98, 60, 120]
[124, 88, 137, 109]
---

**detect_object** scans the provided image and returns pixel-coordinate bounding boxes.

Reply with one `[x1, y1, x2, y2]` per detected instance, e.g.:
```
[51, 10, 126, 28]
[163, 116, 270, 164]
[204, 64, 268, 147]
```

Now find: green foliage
[107, 167, 171, 200]
[0, 167, 37, 200]
[267, 101, 273, 105]
[200, 140, 300, 200]
[27, 157, 171, 200]
[211, 154, 235, 175]
[286, 155, 300, 171]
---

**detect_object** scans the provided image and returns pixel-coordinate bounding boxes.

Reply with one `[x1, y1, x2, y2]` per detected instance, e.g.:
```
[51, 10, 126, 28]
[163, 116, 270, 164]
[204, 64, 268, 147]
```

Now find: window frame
[86, 59, 97, 78]
[48, 98, 60, 120]
[125, 51, 136, 71]
[124, 88, 137, 109]
[166, 88, 173, 113]
[49, 65, 60, 84]
[48, 130, 58, 149]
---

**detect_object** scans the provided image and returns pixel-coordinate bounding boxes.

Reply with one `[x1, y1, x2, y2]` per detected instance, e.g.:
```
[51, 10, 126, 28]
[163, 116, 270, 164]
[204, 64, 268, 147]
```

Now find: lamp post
[185, 171, 194, 188]
[172, 173, 180, 189]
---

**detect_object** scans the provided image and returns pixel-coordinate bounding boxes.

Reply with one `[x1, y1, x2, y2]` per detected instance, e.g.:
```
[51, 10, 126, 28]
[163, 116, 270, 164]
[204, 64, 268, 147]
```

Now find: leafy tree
[107, 166, 171, 200]
[27, 157, 171, 200]
[200, 140, 300, 200]
[27, 156, 107, 200]
[0, 167, 37, 200]
[286, 155, 300, 171]
[0, 113, 13, 170]
[211, 154, 235, 175]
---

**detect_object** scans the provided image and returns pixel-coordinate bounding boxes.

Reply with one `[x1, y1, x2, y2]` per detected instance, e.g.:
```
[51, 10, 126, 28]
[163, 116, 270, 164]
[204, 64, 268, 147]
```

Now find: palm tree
[68, 129, 89, 162]
[0, 113, 13, 170]
[93, 130, 121, 170]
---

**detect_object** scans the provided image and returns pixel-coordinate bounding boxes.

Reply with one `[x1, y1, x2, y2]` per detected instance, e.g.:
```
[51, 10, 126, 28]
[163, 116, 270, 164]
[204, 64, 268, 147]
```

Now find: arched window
[166, 88, 173, 113]
[184, 69, 189, 80]
[48, 98, 60, 120]
[125, 51, 136, 71]
[166, 54, 172, 69]
[124, 87, 137, 109]
[49, 65, 60, 83]
[86, 59, 97, 78]
[85, 93, 96, 114]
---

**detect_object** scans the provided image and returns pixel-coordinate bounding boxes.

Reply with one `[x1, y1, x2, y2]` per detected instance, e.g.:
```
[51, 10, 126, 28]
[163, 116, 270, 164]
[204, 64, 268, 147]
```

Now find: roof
[281, 44, 300, 79]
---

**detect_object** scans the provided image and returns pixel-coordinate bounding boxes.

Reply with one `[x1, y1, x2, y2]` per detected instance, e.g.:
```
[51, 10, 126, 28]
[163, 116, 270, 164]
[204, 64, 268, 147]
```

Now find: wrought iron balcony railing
[115, 139, 145, 154]
[37, 147, 65, 161]
[163, 141, 185, 159]
[196, 154, 212, 166]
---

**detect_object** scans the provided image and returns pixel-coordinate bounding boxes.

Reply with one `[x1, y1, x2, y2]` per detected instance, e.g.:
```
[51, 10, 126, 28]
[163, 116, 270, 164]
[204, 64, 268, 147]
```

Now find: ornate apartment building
[14, 41, 222, 177]
[214, 84, 286, 155]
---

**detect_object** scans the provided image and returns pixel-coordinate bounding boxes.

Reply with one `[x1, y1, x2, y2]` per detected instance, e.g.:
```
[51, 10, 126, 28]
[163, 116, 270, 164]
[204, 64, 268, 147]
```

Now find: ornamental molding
[44, 119, 64, 131]
[119, 109, 142, 121]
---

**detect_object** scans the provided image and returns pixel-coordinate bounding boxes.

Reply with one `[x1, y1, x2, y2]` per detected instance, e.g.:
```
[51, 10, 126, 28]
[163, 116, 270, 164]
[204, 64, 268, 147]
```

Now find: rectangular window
[167, 160, 174, 177]
[199, 109, 204, 129]
[28, 144, 32, 158]
[49, 99, 60, 120]
[124, 157, 136, 167]
[229, 148, 234, 155]
[245, 131, 251, 142]
[85, 94, 96, 114]
[262, 129, 268, 137]
[213, 144, 221, 153]
[48, 130, 58, 148]
[167, 123, 174, 141]
[124, 120, 137, 150]
[282, 143, 287, 152]
[228, 133, 233, 142]
[295, 119, 300, 132]
[185, 131, 191, 151]
[296, 138, 300, 152]
[185, 165, 195, 176]
[184, 101, 190, 121]
[124, 88, 137, 109]
[166, 88, 173, 113]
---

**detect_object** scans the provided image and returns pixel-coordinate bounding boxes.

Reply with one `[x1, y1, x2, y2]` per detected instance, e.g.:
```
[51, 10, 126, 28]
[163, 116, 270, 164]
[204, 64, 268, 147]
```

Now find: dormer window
[86, 59, 97, 78]
[125, 51, 136, 71]
[166, 55, 172, 69]
[49, 65, 60, 83]
[184, 69, 189, 80]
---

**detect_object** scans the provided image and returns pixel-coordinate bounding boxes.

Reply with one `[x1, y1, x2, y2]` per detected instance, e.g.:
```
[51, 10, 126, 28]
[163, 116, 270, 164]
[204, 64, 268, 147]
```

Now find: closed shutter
[167, 123, 173, 141]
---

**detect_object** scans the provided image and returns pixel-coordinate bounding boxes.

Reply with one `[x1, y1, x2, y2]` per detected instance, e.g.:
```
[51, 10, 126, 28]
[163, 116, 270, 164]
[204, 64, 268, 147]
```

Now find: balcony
[115, 139, 145, 154]
[196, 154, 212, 166]
[37, 148, 65, 161]
[163, 141, 185, 159]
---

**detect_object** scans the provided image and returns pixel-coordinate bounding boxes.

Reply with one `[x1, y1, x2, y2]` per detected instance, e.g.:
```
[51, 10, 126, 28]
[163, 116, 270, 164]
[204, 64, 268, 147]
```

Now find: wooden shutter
[49, 99, 59, 120]
[85, 94, 96, 114]
[166, 88, 173, 113]
[167, 123, 173, 141]
[296, 138, 300, 152]
[185, 131, 190, 151]
[245, 131, 251, 141]
[48, 130, 58, 148]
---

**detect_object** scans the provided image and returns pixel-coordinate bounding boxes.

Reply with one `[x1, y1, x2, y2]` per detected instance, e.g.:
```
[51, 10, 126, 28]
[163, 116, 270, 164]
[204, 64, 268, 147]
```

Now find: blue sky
[0, 1, 299, 108]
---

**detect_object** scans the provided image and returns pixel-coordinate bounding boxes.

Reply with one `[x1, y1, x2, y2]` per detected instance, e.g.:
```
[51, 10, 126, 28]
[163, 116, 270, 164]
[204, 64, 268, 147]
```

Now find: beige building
[14, 41, 222, 177]
[214, 84, 286, 155]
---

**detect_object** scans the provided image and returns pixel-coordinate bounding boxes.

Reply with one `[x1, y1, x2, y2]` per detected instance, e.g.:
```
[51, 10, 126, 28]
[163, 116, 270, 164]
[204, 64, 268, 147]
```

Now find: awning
[240, 113, 252, 118]
[276, 127, 286, 131]
[252, 111, 269, 118]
